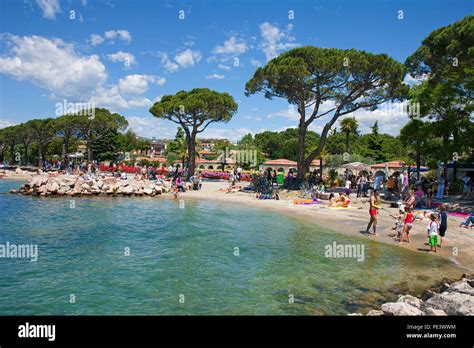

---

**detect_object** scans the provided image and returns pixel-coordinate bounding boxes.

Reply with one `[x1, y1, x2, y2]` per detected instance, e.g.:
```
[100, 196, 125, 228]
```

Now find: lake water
[0, 179, 461, 315]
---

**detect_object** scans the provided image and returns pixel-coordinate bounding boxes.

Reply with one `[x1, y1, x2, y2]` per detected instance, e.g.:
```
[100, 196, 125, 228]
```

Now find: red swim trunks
[369, 208, 377, 216]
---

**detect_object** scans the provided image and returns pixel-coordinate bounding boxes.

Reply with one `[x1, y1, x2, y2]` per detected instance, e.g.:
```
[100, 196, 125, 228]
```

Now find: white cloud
[126, 116, 176, 139]
[127, 97, 154, 107]
[0, 34, 166, 111]
[213, 36, 248, 55]
[0, 119, 16, 129]
[36, 0, 61, 20]
[174, 49, 201, 68]
[350, 101, 411, 135]
[104, 30, 132, 44]
[117, 74, 165, 95]
[0, 34, 107, 100]
[250, 58, 262, 67]
[161, 49, 201, 73]
[89, 34, 105, 46]
[205, 73, 224, 80]
[201, 127, 254, 142]
[161, 53, 179, 73]
[107, 51, 136, 66]
[259, 22, 299, 61]
[218, 64, 231, 71]
[89, 30, 132, 46]
[89, 86, 129, 109]
[267, 107, 300, 121]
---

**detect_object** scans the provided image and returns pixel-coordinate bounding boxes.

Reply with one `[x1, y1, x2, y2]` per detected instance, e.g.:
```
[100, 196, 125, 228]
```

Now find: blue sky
[0, 0, 472, 140]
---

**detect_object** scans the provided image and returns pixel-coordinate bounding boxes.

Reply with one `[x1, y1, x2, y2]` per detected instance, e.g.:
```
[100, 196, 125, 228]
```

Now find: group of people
[365, 188, 449, 252]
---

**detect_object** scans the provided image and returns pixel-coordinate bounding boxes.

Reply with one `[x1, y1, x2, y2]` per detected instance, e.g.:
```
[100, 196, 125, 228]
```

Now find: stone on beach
[381, 302, 424, 316]
[397, 294, 422, 309]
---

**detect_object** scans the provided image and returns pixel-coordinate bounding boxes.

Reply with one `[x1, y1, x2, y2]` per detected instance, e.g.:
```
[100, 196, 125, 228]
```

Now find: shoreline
[3, 171, 473, 273]
[0, 172, 474, 273]
[2, 173, 473, 315]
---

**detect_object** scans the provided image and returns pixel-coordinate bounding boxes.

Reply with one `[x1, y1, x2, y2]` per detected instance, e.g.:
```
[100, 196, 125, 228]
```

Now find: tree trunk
[345, 131, 349, 155]
[9, 142, 15, 165]
[62, 135, 70, 167]
[416, 152, 421, 181]
[187, 131, 197, 180]
[23, 143, 29, 166]
[296, 125, 307, 179]
[38, 146, 44, 169]
[87, 138, 93, 163]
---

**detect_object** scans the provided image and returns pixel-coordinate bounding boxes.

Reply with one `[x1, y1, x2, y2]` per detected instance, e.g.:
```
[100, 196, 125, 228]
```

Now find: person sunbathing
[328, 193, 350, 207]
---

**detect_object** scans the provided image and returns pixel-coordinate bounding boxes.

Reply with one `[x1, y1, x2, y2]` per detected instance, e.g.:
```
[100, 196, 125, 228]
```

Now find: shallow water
[0, 179, 462, 315]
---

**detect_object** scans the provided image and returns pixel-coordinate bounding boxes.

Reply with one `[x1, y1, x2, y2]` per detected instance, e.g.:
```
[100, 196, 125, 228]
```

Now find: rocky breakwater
[352, 275, 474, 316]
[13, 175, 170, 197]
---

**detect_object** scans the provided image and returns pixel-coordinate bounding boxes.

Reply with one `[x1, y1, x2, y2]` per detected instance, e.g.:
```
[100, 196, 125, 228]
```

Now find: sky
[0, 0, 472, 141]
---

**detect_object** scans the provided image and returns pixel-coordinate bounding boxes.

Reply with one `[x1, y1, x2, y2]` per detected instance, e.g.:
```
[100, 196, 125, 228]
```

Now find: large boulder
[103, 177, 117, 186]
[366, 309, 384, 316]
[73, 183, 83, 194]
[15, 167, 23, 174]
[422, 291, 474, 315]
[424, 308, 447, 316]
[119, 186, 134, 195]
[397, 294, 422, 309]
[46, 181, 60, 193]
[448, 279, 474, 296]
[381, 302, 424, 316]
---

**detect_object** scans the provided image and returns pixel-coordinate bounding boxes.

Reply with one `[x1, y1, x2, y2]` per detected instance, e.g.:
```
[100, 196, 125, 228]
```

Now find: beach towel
[292, 199, 323, 205]
[448, 211, 471, 218]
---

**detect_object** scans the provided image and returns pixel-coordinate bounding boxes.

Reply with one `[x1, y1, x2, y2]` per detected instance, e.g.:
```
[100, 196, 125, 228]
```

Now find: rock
[15, 167, 23, 174]
[421, 289, 436, 301]
[397, 294, 423, 309]
[9, 189, 18, 194]
[47, 182, 59, 193]
[73, 184, 82, 194]
[103, 177, 117, 186]
[120, 186, 134, 195]
[81, 183, 91, 191]
[367, 309, 384, 316]
[424, 308, 447, 316]
[143, 188, 153, 195]
[37, 185, 47, 194]
[448, 279, 474, 296]
[423, 291, 474, 316]
[347, 313, 362, 316]
[381, 302, 424, 316]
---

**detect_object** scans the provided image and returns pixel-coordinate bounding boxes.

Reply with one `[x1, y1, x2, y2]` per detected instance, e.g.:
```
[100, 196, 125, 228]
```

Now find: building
[262, 158, 323, 173]
[370, 160, 429, 178]
[129, 137, 168, 160]
[196, 158, 236, 170]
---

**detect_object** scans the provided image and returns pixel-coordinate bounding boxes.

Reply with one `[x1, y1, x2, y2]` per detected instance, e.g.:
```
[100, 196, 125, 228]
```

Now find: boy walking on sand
[427, 213, 439, 252]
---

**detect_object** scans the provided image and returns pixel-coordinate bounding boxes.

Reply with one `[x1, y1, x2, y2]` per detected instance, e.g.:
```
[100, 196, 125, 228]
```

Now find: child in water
[400, 207, 414, 244]
[427, 213, 439, 252]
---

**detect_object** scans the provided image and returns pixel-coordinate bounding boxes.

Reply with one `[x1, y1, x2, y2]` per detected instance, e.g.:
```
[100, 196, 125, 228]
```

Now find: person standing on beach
[365, 189, 379, 235]
[400, 207, 413, 244]
[436, 175, 445, 199]
[438, 205, 448, 247]
[462, 173, 471, 199]
[427, 213, 439, 252]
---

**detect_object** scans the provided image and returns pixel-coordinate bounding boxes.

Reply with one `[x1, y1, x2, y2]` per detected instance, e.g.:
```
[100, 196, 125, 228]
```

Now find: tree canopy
[150, 88, 237, 178]
[245, 45, 408, 178]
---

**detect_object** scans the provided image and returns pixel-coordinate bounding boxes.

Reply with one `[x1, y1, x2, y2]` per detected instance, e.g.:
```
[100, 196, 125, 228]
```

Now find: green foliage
[245, 45, 408, 177]
[150, 88, 238, 177]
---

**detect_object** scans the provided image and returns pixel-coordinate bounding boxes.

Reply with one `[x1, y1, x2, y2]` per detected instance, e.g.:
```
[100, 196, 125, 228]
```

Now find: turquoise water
[0, 179, 461, 315]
